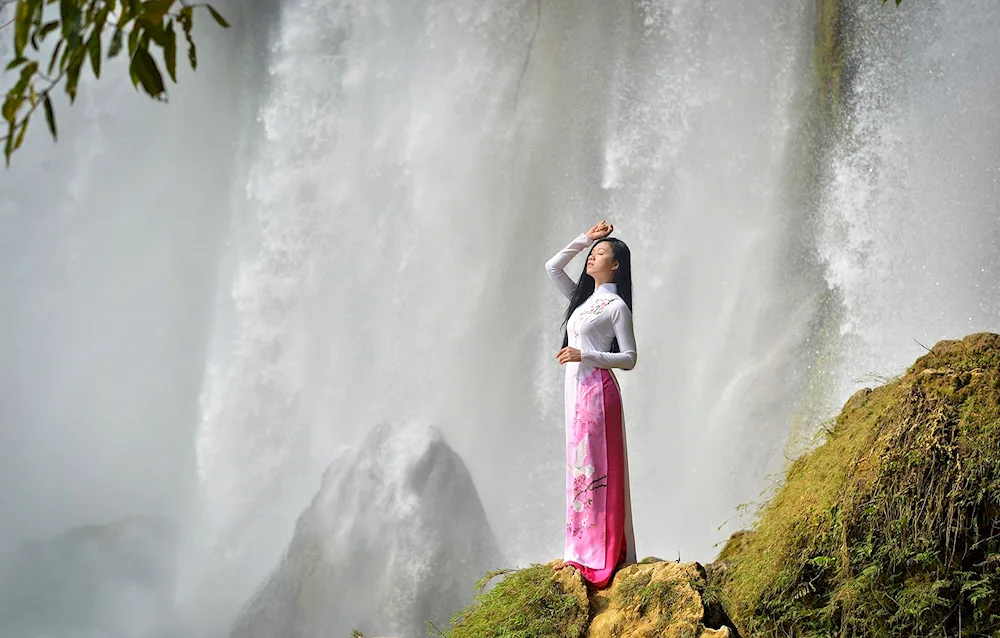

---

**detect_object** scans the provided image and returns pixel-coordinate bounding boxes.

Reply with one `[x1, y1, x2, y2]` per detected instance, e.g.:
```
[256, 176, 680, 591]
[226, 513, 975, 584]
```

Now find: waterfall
[2, 0, 999, 635]
[816, 0, 1000, 397]
[184, 2, 824, 621]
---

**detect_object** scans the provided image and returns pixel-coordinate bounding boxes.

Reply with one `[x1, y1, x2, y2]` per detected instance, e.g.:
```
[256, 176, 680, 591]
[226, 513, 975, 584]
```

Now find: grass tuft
[442, 564, 589, 638]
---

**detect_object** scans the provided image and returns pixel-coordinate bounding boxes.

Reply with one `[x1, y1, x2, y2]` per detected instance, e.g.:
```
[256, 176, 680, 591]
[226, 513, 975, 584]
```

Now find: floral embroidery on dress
[570, 297, 614, 338]
[566, 371, 608, 542]
[581, 297, 613, 318]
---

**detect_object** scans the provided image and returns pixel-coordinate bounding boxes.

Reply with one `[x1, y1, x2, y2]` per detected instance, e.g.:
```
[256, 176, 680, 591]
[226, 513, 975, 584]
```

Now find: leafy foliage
[2, 0, 227, 165]
[718, 334, 1000, 637]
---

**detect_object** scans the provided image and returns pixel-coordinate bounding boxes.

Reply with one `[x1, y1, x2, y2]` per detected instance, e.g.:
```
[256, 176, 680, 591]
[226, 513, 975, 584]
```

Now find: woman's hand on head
[557, 347, 582, 364]
[586, 221, 614, 241]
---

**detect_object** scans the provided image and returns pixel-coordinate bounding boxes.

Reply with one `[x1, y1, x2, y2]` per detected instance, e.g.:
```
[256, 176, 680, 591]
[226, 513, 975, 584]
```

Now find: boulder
[231, 421, 502, 638]
[587, 560, 733, 638]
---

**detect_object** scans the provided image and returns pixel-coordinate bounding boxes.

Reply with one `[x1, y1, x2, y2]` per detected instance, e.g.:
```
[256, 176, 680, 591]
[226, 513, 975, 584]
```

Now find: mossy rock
[445, 560, 735, 638]
[589, 561, 733, 638]
[717, 333, 1000, 637]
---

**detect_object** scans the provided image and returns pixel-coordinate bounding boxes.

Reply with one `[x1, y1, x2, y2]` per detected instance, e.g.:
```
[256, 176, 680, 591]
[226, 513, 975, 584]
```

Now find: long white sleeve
[581, 302, 637, 370]
[545, 232, 594, 299]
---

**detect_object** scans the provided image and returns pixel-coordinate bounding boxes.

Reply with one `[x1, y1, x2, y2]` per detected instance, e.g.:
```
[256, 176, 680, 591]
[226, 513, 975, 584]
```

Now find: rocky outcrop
[231, 421, 502, 638]
[587, 561, 734, 638]
[445, 559, 737, 637]
[716, 333, 1000, 637]
[446, 334, 1000, 638]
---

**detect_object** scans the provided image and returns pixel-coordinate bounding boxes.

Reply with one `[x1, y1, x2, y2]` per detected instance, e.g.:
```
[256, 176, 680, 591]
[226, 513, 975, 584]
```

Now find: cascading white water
[817, 0, 1000, 395]
[3, 0, 1000, 635]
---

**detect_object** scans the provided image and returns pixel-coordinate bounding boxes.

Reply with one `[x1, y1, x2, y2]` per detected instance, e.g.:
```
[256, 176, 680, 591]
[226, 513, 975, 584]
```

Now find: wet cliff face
[230, 421, 502, 638]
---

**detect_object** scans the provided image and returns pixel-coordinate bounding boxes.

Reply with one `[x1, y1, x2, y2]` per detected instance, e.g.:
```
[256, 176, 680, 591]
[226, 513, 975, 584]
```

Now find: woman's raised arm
[544, 222, 613, 299]
[544, 233, 594, 299]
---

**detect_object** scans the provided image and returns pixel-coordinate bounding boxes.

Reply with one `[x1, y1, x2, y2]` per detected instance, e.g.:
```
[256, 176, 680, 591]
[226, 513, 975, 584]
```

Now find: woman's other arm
[581, 301, 637, 370]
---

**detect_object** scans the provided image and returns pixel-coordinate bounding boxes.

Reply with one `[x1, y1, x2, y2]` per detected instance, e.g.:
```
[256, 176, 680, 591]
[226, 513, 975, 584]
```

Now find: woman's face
[586, 242, 618, 280]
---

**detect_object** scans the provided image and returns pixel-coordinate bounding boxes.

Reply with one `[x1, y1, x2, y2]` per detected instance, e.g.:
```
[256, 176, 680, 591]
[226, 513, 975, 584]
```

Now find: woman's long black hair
[561, 237, 633, 352]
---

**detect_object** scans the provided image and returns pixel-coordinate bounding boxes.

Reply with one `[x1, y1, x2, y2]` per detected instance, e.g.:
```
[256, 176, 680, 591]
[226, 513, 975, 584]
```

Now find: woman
[545, 220, 637, 589]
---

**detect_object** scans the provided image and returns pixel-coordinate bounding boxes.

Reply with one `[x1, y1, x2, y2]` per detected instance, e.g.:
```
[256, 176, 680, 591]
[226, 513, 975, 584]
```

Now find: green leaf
[140, 0, 175, 24]
[14, 0, 31, 55]
[5, 123, 15, 166]
[31, 14, 59, 49]
[128, 24, 142, 57]
[47, 39, 65, 75]
[59, 0, 82, 48]
[13, 115, 30, 152]
[108, 28, 124, 58]
[144, 21, 171, 48]
[13, 62, 38, 96]
[5, 57, 29, 72]
[42, 93, 57, 141]
[94, 4, 111, 34]
[57, 39, 72, 73]
[206, 5, 229, 28]
[2, 94, 25, 124]
[87, 30, 102, 78]
[39, 20, 61, 39]
[117, 6, 132, 28]
[28, 0, 42, 27]
[66, 58, 83, 103]
[130, 46, 166, 98]
[164, 20, 177, 82]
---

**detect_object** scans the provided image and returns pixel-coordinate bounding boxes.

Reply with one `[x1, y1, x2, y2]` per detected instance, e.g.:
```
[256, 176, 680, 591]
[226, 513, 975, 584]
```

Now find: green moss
[615, 570, 679, 626]
[719, 333, 1000, 637]
[443, 565, 589, 638]
[610, 568, 709, 635]
[814, 0, 846, 115]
